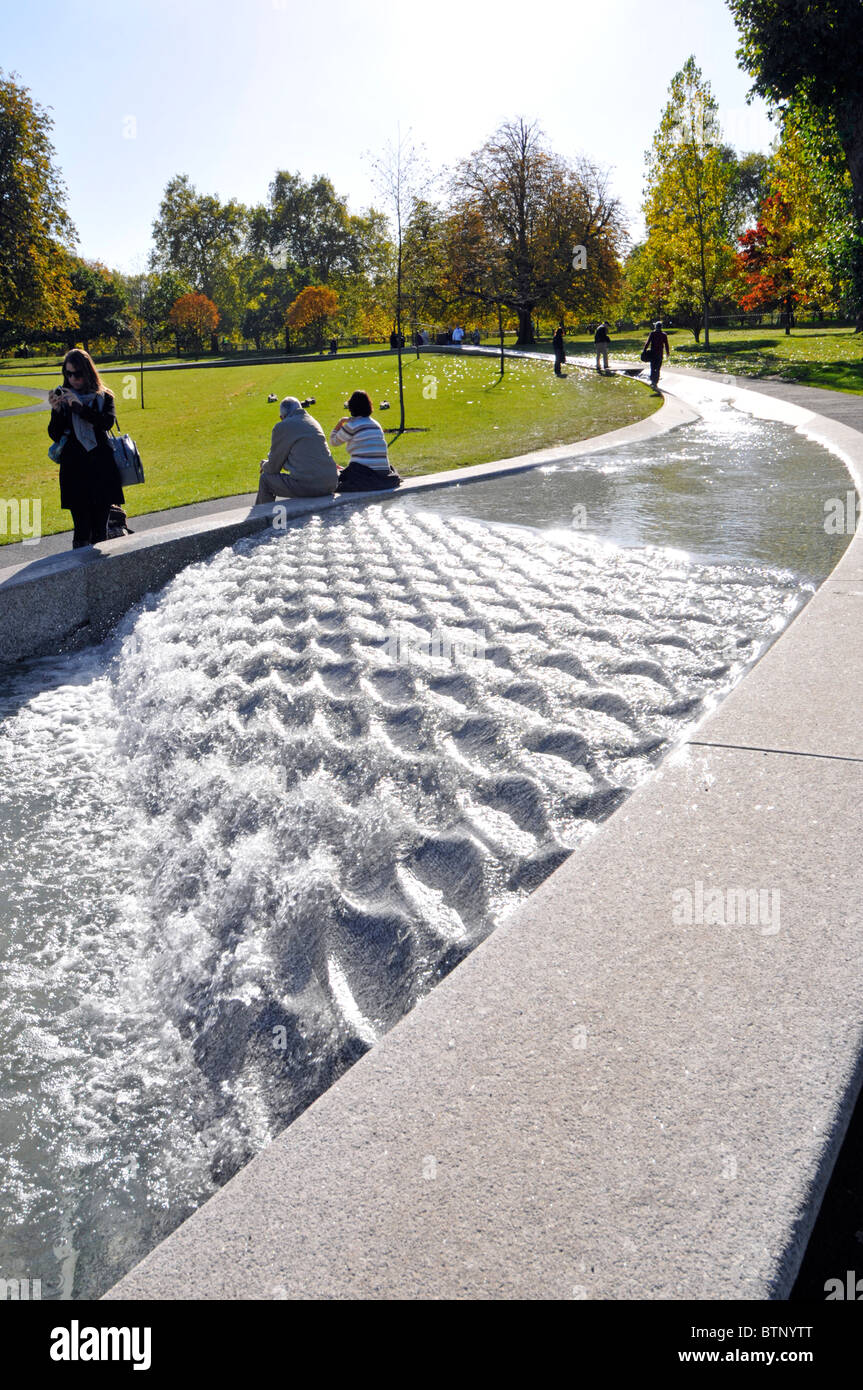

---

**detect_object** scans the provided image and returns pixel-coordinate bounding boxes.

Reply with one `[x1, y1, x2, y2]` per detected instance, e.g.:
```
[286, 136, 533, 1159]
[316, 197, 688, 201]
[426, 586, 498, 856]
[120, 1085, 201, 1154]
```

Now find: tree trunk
[210, 331, 219, 354]
[498, 301, 505, 376]
[516, 308, 535, 345]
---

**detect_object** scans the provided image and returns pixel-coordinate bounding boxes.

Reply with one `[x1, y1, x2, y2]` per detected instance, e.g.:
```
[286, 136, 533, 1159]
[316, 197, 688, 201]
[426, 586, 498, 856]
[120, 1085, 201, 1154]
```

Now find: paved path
[0, 383, 49, 418]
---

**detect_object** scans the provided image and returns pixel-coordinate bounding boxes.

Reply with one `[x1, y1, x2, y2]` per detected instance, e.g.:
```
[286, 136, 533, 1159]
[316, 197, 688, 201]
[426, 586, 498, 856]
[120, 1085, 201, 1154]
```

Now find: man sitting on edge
[256, 396, 339, 503]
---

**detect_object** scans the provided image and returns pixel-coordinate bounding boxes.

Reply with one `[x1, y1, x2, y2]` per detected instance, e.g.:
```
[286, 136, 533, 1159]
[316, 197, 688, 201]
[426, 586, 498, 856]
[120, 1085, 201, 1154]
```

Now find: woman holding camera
[48, 349, 124, 548]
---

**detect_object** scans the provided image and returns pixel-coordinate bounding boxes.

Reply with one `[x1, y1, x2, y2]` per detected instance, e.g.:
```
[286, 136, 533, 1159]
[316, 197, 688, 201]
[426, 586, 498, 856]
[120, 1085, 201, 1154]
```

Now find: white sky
[3, 0, 779, 270]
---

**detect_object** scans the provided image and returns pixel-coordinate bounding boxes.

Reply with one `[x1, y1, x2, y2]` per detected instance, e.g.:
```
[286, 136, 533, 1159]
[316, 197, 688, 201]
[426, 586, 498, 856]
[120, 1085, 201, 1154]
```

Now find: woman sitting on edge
[47, 349, 124, 549]
[329, 391, 401, 492]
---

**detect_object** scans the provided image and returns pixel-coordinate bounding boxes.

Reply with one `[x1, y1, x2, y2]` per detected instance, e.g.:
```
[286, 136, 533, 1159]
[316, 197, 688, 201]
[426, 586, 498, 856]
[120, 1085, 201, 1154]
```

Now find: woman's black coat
[47, 391, 125, 511]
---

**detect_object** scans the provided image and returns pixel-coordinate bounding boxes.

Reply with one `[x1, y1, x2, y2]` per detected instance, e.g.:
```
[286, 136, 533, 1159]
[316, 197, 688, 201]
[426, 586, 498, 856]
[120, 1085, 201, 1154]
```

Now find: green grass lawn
[0, 353, 659, 544]
[542, 325, 863, 395]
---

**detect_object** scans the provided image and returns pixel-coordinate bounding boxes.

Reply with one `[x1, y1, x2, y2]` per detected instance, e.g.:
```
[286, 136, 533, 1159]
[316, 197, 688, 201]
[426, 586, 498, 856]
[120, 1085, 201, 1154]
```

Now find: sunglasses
[65, 370, 84, 378]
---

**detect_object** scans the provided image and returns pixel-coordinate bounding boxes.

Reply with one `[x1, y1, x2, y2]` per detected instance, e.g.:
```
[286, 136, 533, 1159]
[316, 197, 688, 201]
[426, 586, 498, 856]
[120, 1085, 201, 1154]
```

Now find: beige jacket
[263, 411, 338, 490]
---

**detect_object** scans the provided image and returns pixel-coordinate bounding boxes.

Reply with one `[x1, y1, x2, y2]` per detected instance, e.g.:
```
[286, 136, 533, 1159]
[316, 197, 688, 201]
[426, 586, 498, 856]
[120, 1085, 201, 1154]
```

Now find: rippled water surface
[0, 391, 853, 1296]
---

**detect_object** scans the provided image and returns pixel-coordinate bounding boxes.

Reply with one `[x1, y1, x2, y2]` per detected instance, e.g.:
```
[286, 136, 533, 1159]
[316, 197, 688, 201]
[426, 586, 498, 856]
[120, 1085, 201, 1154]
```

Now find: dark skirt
[59, 438, 124, 511]
[336, 462, 401, 493]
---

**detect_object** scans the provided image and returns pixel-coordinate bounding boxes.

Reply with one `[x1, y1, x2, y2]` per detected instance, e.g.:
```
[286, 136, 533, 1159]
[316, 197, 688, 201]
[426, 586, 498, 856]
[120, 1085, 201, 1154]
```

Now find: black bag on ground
[105, 504, 134, 539]
[336, 462, 401, 493]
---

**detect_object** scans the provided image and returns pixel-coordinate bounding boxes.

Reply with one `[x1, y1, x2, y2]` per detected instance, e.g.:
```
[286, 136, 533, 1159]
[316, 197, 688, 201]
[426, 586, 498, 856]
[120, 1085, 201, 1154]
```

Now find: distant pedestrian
[47, 349, 124, 549]
[594, 321, 611, 373]
[389, 329, 398, 351]
[472, 328, 480, 345]
[330, 390, 401, 492]
[452, 325, 465, 347]
[256, 397, 338, 503]
[553, 324, 566, 377]
[643, 320, 670, 387]
[329, 337, 338, 355]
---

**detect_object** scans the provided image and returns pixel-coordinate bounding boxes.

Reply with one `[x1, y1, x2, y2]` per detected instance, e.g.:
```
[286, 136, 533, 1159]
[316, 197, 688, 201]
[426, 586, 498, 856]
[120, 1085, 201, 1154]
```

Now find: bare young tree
[368, 129, 431, 433]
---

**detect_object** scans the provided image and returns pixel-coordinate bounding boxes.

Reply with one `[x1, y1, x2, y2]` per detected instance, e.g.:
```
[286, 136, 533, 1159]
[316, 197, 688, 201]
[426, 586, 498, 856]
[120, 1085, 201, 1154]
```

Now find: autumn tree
[728, 0, 863, 320]
[737, 194, 799, 328]
[168, 292, 220, 355]
[642, 58, 745, 345]
[446, 119, 625, 346]
[0, 71, 77, 347]
[285, 284, 339, 349]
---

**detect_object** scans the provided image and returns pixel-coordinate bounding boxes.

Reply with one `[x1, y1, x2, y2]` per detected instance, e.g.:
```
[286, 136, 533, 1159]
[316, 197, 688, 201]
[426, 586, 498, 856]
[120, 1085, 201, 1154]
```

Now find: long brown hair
[62, 349, 108, 396]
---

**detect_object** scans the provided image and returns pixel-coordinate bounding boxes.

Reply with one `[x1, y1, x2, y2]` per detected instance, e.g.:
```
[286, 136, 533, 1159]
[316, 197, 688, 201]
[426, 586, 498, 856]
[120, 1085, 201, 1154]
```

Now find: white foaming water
[0, 500, 806, 1297]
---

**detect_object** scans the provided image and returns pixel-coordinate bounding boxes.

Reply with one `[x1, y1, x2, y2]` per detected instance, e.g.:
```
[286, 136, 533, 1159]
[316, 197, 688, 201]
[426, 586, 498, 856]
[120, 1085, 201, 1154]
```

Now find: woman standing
[48, 349, 124, 548]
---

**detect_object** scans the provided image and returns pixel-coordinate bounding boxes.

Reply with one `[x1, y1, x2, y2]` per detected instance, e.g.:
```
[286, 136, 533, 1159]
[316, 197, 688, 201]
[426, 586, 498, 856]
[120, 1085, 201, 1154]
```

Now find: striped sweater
[329, 415, 390, 471]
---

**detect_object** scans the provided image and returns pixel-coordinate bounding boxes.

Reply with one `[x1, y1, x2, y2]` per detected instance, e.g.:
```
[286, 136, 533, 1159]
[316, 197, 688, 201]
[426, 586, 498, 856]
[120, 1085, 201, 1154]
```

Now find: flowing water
[0, 387, 853, 1297]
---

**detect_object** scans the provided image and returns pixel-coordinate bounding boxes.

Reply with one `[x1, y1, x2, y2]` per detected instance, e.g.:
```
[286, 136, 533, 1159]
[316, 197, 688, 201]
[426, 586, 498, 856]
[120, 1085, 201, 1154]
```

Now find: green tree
[136, 269, 192, 353]
[249, 172, 370, 282]
[0, 71, 77, 346]
[65, 258, 130, 352]
[728, 0, 863, 320]
[642, 58, 743, 344]
[151, 175, 247, 349]
[241, 255, 300, 351]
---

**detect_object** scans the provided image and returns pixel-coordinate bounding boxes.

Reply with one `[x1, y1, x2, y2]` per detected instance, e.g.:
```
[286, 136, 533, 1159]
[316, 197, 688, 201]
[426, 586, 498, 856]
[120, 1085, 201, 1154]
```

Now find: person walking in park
[594, 321, 612, 373]
[452, 325, 465, 347]
[553, 324, 566, 377]
[643, 320, 670, 387]
[47, 349, 124, 549]
[330, 390, 401, 492]
[256, 396, 338, 503]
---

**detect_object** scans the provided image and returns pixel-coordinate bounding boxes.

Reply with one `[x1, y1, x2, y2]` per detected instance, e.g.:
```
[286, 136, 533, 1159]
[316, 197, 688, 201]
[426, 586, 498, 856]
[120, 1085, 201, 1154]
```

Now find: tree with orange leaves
[285, 285, 339, 349]
[167, 292, 220, 354]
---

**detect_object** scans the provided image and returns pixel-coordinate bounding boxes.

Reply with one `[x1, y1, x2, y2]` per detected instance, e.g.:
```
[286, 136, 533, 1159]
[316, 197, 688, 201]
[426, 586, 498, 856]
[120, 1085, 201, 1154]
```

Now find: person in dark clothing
[553, 324, 566, 376]
[643, 320, 670, 387]
[47, 349, 124, 548]
[594, 321, 611, 372]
